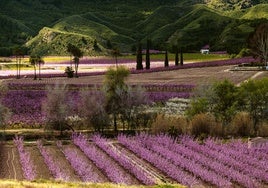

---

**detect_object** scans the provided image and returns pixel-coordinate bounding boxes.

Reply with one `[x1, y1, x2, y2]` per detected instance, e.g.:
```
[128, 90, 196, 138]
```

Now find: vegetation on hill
[0, 0, 267, 56]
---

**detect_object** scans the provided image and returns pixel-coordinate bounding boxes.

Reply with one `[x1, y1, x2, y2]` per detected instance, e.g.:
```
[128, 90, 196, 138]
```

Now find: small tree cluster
[186, 78, 268, 137]
[42, 66, 153, 134]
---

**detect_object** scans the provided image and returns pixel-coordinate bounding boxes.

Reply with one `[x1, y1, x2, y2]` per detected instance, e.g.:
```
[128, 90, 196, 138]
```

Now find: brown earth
[3, 65, 266, 87]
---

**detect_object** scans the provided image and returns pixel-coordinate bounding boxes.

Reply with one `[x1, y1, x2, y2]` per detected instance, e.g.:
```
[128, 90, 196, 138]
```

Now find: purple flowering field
[7, 134, 268, 187]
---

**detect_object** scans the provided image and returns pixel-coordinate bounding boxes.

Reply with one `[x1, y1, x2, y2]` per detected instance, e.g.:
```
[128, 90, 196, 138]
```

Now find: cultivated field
[3, 65, 266, 86]
[0, 134, 267, 188]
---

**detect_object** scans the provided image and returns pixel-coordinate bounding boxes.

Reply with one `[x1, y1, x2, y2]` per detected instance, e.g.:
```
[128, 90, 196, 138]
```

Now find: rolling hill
[0, 0, 267, 56]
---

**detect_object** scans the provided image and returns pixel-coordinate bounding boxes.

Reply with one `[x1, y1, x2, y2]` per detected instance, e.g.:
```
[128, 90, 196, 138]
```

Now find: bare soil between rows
[4, 65, 267, 87]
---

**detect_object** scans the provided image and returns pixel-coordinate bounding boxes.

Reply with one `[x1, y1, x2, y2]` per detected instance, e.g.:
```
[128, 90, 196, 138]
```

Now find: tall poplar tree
[136, 42, 143, 70]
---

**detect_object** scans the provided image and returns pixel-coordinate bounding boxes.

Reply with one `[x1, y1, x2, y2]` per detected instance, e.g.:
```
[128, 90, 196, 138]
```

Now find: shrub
[229, 112, 254, 137]
[151, 114, 188, 136]
[190, 113, 221, 138]
[64, 66, 74, 78]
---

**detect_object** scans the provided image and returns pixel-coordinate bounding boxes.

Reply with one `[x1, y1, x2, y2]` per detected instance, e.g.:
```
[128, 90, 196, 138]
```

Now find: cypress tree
[146, 39, 151, 69]
[180, 48, 184, 66]
[136, 42, 143, 70]
[164, 50, 169, 67]
[175, 46, 179, 66]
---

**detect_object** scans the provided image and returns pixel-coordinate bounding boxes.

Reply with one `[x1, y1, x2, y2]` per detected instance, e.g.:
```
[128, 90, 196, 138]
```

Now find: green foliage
[0, 1, 267, 56]
[187, 78, 268, 137]
[103, 66, 130, 132]
[239, 77, 268, 135]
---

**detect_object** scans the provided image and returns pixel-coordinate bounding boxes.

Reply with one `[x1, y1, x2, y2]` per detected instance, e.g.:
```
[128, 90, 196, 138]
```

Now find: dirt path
[46, 145, 81, 182]
[25, 145, 52, 180]
[236, 71, 265, 86]
[111, 143, 176, 184]
[0, 145, 24, 180]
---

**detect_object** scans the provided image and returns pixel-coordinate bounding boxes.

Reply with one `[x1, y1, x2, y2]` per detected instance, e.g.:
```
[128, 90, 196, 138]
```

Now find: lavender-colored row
[3, 89, 190, 125]
[0, 57, 257, 79]
[56, 141, 103, 183]
[135, 134, 232, 187]
[72, 133, 135, 185]
[36, 140, 69, 181]
[228, 139, 268, 161]
[179, 136, 263, 187]
[117, 134, 200, 187]
[203, 138, 268, 183]
[92, 135, 155, 185]
[137, 134, 260, 188]
[13, 136, 36, 180]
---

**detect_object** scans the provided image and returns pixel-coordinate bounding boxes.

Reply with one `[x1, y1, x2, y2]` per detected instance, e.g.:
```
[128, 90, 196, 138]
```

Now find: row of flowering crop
[203, 138, 268, 183]
[36, 140, 69, 181]
[72, 133, 135, 185]
[134, 134, 232, 187]
[2, 88, 191, 125]
[136, 134, 261, 187]
[178, 135, 263, 187]
[7, 82, 194, 92]
[13, 136, 36, 180]
[0, 57, 257, 79]
[119, 134, 268, 188]
[56, 141, 103, 182]
[92, 134, 155, 185]
[227, 139, 268, 161]
[117, 134, 200, 187]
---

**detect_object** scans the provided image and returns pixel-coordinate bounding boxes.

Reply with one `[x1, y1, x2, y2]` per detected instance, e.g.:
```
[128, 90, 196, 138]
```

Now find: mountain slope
[0, 0, 267, 56]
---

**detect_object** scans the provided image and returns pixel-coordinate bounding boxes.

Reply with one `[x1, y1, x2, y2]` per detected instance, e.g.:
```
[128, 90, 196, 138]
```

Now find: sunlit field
[0, 53, 230, 77]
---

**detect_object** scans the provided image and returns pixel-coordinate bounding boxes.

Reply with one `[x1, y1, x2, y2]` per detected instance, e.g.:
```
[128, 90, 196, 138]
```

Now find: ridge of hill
[0, 0, 267, 56]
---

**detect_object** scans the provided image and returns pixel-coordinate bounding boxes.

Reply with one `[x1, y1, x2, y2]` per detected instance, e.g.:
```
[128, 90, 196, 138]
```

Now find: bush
[151, 114, 188, 136]
[64, 66, 74, 78]
[229, 112, 254, 137]
[190, 113, 221, 138]
[257, 122, 268, 137]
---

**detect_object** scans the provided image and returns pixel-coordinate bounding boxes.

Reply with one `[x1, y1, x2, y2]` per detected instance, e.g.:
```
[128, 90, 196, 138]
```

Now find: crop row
[0, 57, 257, 79]
[2, 88, 190, 125]
[12, 134, 268, 187]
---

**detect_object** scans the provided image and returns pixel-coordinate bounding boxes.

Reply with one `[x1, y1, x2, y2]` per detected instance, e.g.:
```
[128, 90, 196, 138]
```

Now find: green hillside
[0, 0, 267, 56]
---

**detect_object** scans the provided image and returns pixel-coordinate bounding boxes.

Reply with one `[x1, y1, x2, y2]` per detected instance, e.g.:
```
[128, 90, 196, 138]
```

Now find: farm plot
[1, 134, 267, 188]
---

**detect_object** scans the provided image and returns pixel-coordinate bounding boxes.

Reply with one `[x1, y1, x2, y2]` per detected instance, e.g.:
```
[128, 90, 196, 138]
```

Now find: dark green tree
[103, 66, 130, 132]
[136, 42, 143, 70]
[67, 43, 83, 78]
[180, 48, 184, 66]
[239, 78, 268, 135]
[146, 39, 151, 69]
[29, 55, 44, 80]
[174, 46, 179, 66]
[13, 46, 24, 79]
[164, 50, 169, 67]
[187, 80, 239, 136]
[111, 47, 120, 68]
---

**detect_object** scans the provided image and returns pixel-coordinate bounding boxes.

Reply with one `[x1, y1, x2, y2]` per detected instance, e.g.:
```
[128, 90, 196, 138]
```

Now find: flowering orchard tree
[248, 22, 268, 66]
[42, 84, 73, 134]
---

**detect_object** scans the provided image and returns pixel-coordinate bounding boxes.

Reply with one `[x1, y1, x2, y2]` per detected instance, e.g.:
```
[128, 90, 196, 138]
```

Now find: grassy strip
[0, 180, 185, 188]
